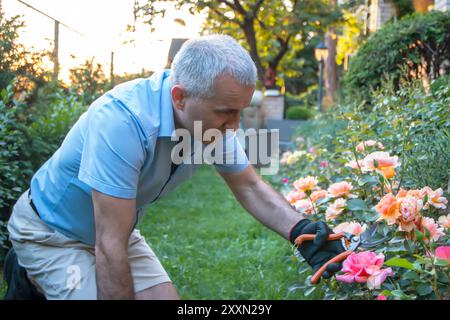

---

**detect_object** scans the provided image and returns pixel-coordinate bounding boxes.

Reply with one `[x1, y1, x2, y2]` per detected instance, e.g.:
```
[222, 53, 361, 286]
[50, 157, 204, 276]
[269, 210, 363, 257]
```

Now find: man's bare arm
[92, 190, 136, 299]
[219, 165, 304, 240]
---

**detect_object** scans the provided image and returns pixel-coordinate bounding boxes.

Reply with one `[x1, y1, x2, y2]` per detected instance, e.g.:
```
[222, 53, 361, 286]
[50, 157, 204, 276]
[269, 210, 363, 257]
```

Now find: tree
[132, 0, 347, 90]
[0, 14, 51, 98]
[69, 58, 109, 105]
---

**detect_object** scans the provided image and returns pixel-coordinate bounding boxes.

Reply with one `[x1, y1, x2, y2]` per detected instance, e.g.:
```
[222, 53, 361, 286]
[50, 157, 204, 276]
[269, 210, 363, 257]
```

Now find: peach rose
[422, 187, 448, 210]
[285, 190, 306, 204]
[294, 199, 315, 215]
[406, 189, 426, 200]
[421, 217, 445, 242]
[325, 198, 347, 221]
[375, 193, 400, 225]
[293, 176, 319, 192]
[438, 214, 450, 229]
[310, 190, 328, 203]
[333, 221, 367, 236]
[397, 196, 423, 232]
[362, 152, 400, 179]
[280, 151, 292, 164]
[327, 181, 356, 198]
[336, 251, 394, 289]
[356, 140, 384, 152]
[345, 159, 364, 170]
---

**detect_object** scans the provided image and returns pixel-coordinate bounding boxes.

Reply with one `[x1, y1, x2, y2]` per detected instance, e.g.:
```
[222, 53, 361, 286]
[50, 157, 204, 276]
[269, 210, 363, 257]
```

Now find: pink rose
[435, 246, 450, 264]
[282, 178, 289, 184]
[336, 251, 394, 289]
[377, 294, 388, 300]
[320, 161, 328, 168]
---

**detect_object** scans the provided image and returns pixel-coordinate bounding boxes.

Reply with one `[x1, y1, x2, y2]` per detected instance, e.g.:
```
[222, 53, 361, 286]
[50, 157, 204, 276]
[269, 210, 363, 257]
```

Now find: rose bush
[273, 78, 449, 300]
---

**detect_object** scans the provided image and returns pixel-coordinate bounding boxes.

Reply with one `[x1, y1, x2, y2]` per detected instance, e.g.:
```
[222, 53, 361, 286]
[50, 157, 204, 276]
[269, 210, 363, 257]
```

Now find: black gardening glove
[289, 219, 345, 281]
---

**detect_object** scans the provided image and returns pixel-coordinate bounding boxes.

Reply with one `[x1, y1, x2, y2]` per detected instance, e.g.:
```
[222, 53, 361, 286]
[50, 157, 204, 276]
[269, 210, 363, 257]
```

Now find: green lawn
[0, 165, 307, 299]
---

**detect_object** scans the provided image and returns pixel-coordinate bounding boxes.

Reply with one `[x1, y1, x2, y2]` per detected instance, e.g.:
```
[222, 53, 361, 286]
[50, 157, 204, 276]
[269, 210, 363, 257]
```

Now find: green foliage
[27, 86, 88, 170]
[343, 11, 450, 101]
[0, 81, 34, 221]
[285, 106, 314, 120]
[0, 14, 51, 94]
[69, 58, 110, 105]
[134, 0, 350, 89]
[0, 78, 87, 223]
[273, 77, 450, 300]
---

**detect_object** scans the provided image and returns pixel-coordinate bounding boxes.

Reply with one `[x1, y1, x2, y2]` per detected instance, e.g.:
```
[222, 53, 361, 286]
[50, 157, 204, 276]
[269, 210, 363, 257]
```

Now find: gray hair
[171, 34, 257, 99]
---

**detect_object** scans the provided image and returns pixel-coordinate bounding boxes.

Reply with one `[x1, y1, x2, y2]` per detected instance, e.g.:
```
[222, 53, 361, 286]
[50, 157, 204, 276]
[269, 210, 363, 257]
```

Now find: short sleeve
[78, 102, 146, 199]
[213, 131, 249, 174]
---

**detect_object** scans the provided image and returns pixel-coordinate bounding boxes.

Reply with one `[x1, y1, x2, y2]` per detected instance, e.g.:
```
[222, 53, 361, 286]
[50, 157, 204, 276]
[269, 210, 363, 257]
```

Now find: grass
[139, 165, 305, 299]
[0, 165, 308, 300]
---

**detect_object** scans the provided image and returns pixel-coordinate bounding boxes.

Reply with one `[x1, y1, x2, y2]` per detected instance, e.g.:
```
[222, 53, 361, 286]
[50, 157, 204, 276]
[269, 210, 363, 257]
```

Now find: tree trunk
[242, 18, 265, 87]
[324, 0, 337, 108]
[324, 29, 337, 107]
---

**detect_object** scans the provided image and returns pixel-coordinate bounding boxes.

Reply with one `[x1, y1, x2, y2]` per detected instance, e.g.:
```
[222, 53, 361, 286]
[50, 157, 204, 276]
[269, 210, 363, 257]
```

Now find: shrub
[274, 77, 450, 299]
[343, 11, 450, 101]
[286, 106, 314, 120]
[0, 80, 34, 221]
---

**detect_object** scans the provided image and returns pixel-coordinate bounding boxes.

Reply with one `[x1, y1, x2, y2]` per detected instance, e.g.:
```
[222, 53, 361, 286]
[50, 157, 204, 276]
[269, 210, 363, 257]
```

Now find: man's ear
[171, 85, 187, 111]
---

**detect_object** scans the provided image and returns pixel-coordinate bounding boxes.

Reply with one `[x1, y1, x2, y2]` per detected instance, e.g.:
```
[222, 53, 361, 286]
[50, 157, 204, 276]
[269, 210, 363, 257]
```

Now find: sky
[3, 0, 206, 82]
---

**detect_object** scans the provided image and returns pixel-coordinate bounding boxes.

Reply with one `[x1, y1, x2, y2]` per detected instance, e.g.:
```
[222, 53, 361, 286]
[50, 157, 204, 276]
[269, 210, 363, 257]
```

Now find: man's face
[171, 74, 255, 143]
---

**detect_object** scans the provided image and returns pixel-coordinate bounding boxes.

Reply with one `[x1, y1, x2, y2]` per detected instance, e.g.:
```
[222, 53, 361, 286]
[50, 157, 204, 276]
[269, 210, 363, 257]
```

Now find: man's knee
[135, 282, 179, 300]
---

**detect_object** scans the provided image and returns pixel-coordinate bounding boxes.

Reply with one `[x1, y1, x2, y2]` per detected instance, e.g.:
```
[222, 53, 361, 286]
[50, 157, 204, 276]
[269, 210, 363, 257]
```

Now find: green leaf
[304, 286, 316, 297]
[434, 258, 449, 267]
[347, 199, 369, 211]
[414, 228, 424, 242]
[423, 227, 430, 240]
[416, 284, 433, 296]
[385, 257, 416, 270]
[380, 290, 391, 296]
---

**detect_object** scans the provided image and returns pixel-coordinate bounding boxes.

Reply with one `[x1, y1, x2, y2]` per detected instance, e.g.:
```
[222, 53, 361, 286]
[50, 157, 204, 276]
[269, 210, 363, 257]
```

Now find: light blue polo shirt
[29, 70, 249, 246]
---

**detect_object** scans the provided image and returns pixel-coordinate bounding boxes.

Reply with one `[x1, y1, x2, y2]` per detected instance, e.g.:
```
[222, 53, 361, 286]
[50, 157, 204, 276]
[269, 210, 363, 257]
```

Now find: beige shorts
[7, 190, 171, 300]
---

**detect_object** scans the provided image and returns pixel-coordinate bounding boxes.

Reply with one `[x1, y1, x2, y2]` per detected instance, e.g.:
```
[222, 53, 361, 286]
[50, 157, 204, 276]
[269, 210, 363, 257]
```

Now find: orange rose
[285, 190, 306, 204]
[362, 152, 399, 179]
[293, 176, 318, 192]
[375, 193, 400, 225]
[325, 198, 347, 221]
[327, 181, 355, 198]
[310, 190, 328, 203]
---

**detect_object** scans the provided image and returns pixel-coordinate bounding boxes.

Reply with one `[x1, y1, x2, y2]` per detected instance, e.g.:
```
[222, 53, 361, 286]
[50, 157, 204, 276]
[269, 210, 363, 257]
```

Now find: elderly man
[5, 35, 343, 300]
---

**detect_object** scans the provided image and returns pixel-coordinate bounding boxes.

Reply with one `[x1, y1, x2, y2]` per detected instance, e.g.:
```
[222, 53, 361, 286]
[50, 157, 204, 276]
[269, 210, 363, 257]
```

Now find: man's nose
[224, 113, 240, 131]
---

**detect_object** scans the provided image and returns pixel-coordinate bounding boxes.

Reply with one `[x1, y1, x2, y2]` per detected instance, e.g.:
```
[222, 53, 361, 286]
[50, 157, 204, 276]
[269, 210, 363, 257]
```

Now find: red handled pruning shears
[294, 225, 388, 284]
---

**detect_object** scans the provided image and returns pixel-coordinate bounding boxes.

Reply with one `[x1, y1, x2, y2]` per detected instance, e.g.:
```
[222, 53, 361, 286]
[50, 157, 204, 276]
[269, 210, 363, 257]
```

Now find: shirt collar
[158, 70, 176, 137]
